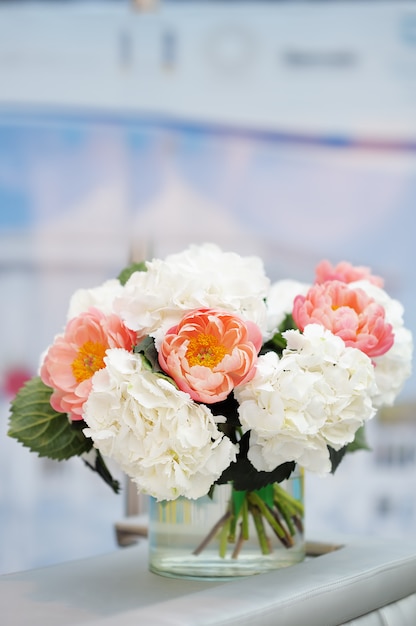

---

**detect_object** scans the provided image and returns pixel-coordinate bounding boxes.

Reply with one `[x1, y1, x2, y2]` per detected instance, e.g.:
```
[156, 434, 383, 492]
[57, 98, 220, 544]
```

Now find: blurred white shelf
[0, 1, 416, 138]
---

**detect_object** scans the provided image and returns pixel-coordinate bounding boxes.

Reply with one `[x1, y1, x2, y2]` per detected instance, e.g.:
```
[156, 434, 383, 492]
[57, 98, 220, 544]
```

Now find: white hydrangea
[83, 348, 237, 501]
[266, 279, 310, 337]
[114, 243, 270, 346]
[350, 280, 413, 407]
[67, 279, 125, 319]
[235, 324, 377, 475]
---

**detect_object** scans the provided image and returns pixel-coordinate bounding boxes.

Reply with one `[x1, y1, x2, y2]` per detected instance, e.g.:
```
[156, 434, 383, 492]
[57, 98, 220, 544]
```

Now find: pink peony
[40, 308, 137, 421]
[292, 281, 394, 358]
[315, 260, 384, 287]
[158, 308, 262, 404]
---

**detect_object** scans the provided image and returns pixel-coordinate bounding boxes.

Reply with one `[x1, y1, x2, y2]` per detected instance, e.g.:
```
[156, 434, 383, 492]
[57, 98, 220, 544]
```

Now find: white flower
[371, 325, 413, 407]
[266, 279, 310, 337]
[351, 280, 413, 407]
[235, 325, 377, 475]
[114, 243, 270, 346]
[67, 279, 125, 319]
[83, 348, 237, 501]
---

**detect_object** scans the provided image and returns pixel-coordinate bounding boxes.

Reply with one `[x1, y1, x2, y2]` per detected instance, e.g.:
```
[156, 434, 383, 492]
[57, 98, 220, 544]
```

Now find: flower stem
[250, 503, 272, 555]
[192, 480, 303, 560]
[241, 497, 249, 540]
[228, 509, 237, 543]
[275, 498, 296, 537]
[248, 492, 287, 541]
[231, 523, 246, 559]
[274, 483, 304, 516]
[270, 504, 293, 547]
[219, 516, 230, 558]
[192, 510, 231, 556]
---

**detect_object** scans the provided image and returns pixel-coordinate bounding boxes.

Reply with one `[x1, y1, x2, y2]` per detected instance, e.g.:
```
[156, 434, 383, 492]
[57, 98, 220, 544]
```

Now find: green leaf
[219, 458, 295, 491]
[255, 484, 275, 509]
[134, 336, 161, 371]
[347, 425, 371, 453]
[8, 377, 92, 460]
[260, 314, 298, 356]
[231, 489, 247, 518]
[217, 433, 296, 490]
[261, 333, 287, 355]
[133, 337, 178, 388]
[330, 426, 372, 474]
[328, 445, 347, 474]
[117, 261, 147, 286]
[210, 394, 241, 430]
[83, 449, 121, 494]
[278, 313, 297, 333]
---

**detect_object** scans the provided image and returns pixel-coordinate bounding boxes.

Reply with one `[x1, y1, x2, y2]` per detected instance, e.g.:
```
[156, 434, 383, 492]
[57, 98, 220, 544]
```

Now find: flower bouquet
[8, 244, 412, 576]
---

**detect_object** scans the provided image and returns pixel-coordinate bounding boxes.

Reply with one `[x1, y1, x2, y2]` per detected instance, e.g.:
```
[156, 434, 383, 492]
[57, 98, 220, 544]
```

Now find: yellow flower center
[71, 341, 107, 383]
[186, 333, 227, 369]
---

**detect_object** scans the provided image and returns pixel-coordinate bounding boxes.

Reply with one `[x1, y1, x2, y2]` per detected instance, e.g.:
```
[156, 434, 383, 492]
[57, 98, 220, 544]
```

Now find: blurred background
[1, 0, 416, 574]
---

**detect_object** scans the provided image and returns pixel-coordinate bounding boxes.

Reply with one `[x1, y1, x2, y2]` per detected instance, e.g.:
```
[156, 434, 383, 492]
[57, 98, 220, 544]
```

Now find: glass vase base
[148, 471, 305, 580]
[149, 546, 305, 581]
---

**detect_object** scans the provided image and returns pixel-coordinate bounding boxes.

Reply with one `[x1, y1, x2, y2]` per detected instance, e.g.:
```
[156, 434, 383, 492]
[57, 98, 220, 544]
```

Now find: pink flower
[158, 309, 262, 404]
[292, 281, 394, 358]
[3, 366, 33, 398]
[315, 259, 384, 287]
[40, 308, 137, 421]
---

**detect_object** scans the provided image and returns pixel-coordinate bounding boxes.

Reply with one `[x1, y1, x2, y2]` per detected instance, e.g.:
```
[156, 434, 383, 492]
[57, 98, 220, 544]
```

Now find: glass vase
[148, 469, 305, 580]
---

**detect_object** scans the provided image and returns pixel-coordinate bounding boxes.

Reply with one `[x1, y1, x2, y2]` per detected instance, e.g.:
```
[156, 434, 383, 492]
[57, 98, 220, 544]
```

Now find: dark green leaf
[347, 425, 371, 453]
[134, 336, 161, 371]
[328, 445, 347, 474]
[261, 333, 287, 355]
[83, 449, 121, 494]
[261, 314, 298, 356]
[278, 313, 297, 333]
[217, 432, 295, 490]
[232, 489, 247, 517]
[134, 338, 179, 389]
[210, 394, 240, 429]
[255, 484, 275, 509]
[217, 457, 296, 491]
[8, 377, 92, 460]
[117, 261, 147, 286]
[330, 426, 372, 474]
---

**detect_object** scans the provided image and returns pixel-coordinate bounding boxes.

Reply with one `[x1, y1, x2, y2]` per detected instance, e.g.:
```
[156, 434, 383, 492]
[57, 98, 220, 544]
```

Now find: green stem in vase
[231, 522, 246, 559]
[219, 515, 231, 558]
[273, 482, 304, 537]
[241, 496, 249, 541]
[269, 503, 294, 547]
[275, 497, 296, 537]
[228, 506, 237, 543]
[192, 510, 231, 556]
[191, 476, 304, 560]
[273, 483, 304, 516]
[293, 514, 304, 534]
[248, 492, 287, 542]
[249, 501, 272, 555]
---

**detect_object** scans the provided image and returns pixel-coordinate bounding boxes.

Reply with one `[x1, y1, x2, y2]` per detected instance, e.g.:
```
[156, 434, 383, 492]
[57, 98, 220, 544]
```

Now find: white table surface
[2, 537, 416, 626]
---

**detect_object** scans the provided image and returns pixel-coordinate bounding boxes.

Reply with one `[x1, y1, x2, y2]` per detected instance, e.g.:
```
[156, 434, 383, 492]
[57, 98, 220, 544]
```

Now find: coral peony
[315, 259, 384, 287]
[292, 281, 394, 358]
[158, 308, 262, 404]
[40, 308, 137, 421]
